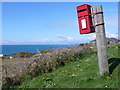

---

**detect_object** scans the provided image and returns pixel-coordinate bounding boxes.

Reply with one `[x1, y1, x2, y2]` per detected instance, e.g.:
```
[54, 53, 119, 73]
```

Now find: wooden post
[91, 5, 109, 75]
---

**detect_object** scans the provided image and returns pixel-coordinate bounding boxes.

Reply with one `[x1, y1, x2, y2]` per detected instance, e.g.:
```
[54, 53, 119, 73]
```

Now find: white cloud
[84, 32, 119, 42]
[33, 39, 49, 42]
[56, 34, 74, 41]
[106, 32, 118, 38]
[55, 34, 97, 44]
[2, 39, 18, 44]
[67, 36, 74, 41]
[3, 33, 118, 45]
[87, 34, 96, 40]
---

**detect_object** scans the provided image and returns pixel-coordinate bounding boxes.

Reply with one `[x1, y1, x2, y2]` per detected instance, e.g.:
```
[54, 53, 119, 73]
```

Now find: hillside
[2, 45, 90, 88]
[11, 45, 119, 88]
[90, 38, 119, 44]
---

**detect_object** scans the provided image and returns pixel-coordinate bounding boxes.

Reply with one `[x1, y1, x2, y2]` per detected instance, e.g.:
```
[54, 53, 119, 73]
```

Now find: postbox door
[78, 16, 91, 34]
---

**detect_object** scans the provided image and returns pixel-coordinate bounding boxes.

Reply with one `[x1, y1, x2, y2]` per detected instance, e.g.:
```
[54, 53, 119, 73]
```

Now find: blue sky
[2, 2, 118, 45]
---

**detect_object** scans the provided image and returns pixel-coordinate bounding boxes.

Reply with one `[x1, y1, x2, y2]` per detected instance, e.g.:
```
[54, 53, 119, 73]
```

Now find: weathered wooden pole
[91, 5, 109, 75]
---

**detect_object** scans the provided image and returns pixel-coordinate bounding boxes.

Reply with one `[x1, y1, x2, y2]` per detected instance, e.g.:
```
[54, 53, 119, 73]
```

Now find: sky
[2, 0, 119, 2]
[2, 2, 118, 45]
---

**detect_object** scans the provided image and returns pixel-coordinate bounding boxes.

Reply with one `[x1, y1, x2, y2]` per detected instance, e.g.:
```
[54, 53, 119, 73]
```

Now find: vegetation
[40, 49, 54, 54]
[11, 52, 37, 58]
[10, 45, 119, 88]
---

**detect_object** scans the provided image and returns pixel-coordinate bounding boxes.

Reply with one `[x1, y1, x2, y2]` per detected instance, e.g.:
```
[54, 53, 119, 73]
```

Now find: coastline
[2, 42, 119, 88]
[2, 44, 78, 56]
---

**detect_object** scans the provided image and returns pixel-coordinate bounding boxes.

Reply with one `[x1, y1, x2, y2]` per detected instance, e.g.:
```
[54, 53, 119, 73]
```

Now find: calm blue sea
[1, 45, 77, 55]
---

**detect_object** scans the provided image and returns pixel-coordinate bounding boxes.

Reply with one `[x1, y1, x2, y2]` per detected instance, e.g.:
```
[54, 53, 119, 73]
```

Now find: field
[11, 45, 119, 88]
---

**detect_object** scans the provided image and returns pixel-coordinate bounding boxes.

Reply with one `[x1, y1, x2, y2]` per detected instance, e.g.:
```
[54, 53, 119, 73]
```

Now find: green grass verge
[11, 45, 119, 88]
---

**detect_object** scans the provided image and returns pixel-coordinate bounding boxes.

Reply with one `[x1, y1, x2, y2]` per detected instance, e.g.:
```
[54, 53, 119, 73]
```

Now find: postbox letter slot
[81, 19, 87, 29]
[77, 9, 86, 13]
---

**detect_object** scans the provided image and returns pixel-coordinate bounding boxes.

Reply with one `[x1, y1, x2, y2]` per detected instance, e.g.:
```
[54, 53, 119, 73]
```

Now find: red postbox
[76, 4, 95, 34]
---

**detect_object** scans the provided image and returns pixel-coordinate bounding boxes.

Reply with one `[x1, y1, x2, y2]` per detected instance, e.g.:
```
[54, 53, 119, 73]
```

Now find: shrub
[12, 52, 37, 58]
[4, 48, 96, 88]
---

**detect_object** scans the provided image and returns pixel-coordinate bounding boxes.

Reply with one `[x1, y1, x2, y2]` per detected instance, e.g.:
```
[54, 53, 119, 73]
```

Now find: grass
[11, 45, 119, 88]
[12, 52, 38, 56]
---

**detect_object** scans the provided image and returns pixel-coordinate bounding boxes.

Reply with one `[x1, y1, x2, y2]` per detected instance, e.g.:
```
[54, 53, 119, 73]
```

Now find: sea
[1, 45, 78, 55]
